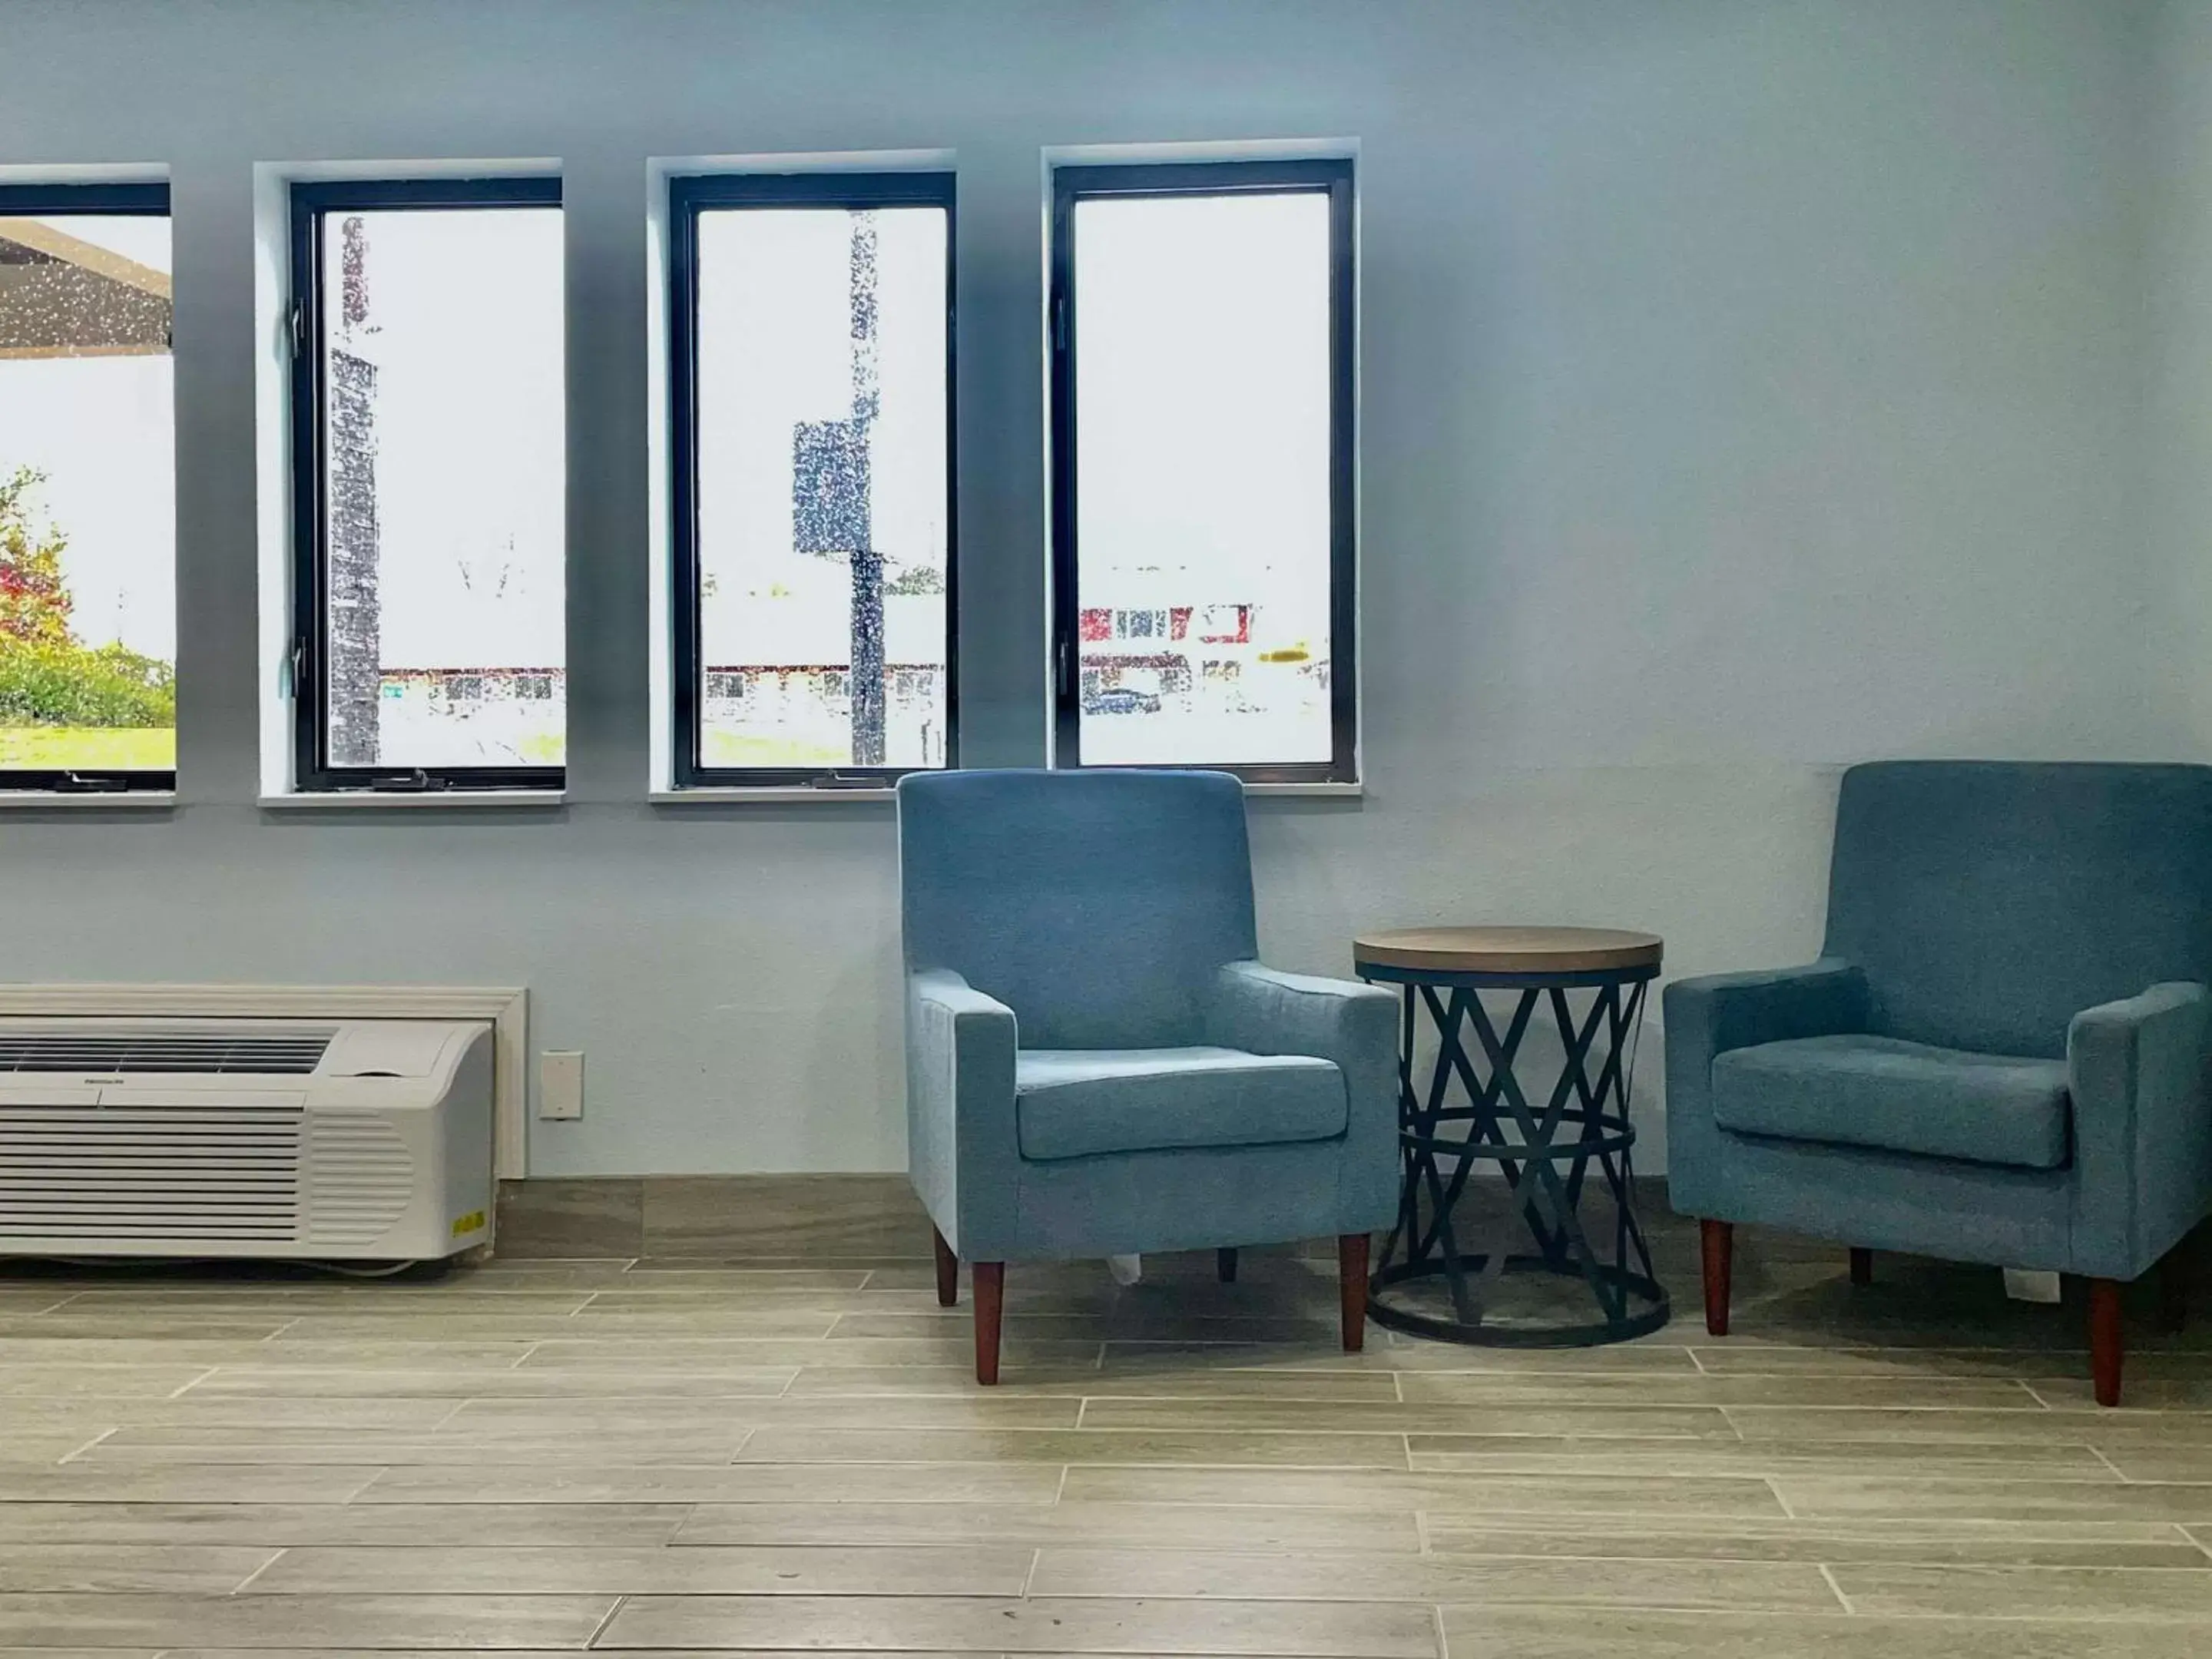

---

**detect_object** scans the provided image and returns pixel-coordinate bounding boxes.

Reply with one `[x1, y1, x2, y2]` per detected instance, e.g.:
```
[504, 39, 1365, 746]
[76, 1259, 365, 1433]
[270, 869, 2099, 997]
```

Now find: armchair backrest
[898, 768, 1258, 1048]
[1823, 761, 2212, 1058]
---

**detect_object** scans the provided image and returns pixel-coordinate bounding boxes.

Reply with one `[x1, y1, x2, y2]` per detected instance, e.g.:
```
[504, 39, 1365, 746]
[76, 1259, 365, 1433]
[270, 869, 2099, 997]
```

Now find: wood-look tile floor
[6, 1210, 2212, 1656]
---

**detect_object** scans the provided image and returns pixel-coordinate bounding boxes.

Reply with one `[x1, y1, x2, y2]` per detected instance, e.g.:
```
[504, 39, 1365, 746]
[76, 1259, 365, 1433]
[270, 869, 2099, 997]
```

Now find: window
[668, 172, 955, 786]
[0, 182, 174, 793]
[289, 177, 564, 792]
[1050, 159, 1355, 783]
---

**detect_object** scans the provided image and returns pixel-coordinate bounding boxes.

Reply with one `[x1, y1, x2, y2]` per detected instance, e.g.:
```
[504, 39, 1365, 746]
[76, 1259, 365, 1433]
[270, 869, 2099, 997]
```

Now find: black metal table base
[1369, 1253, 1671, 1348]
[1358, 963, 1669, 1348]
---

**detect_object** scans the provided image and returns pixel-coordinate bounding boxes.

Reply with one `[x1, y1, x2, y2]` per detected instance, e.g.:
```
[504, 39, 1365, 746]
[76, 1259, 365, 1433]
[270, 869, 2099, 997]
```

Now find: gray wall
[2154, 0, 2212, 751]
[0, 0, 2174, 1175]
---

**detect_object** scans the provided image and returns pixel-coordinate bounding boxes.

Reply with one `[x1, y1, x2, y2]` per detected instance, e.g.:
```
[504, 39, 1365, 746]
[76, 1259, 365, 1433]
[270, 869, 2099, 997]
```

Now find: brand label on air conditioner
[451, 1209, 487, 1238]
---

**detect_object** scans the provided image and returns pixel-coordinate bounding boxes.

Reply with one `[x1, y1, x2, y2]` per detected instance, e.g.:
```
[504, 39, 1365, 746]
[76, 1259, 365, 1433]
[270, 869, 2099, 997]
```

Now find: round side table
[1353, 926, 1669, 1347]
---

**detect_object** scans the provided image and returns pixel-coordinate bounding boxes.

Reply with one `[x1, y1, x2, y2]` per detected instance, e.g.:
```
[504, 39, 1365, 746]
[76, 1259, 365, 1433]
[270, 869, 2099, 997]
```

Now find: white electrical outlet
[540, 1051, 584, 1121]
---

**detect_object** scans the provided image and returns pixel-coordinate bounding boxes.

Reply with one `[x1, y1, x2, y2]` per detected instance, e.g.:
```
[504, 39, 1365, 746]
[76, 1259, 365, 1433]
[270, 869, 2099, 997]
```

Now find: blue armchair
[898, 768, 1399, 1382]
[1668, 761, 2212, 1404]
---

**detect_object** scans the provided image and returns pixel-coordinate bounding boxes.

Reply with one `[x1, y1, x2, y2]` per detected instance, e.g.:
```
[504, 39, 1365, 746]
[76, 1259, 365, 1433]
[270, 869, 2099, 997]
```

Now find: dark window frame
[666, 170, 959, 790]
[0, 180, 175, 795]
[1048, 158, 1357, 785]
[286, 175, 565, 794]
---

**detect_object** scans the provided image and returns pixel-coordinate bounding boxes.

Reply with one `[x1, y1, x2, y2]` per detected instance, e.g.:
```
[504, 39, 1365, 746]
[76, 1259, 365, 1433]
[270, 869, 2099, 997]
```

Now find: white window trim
[1039, 137, 1364, 786]
[0, 165, 176, 800]
[642, 782, 1356, 803]
[257, 790, 568, 811]
[1247, 782, 1363, 798]
[250, 157, 563, 803]
[648, 786, 896, 805]
[0, 791, 177, 812]
[644, 149, 957, 800]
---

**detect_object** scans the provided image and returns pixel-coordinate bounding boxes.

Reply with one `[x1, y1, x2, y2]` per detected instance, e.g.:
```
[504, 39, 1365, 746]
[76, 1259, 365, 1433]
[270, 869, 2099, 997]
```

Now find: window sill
[258, 790, 568, 812]
[649, 786, 898, 804]
[0, 790, 177, 812]
[641, 782, 1358, 803]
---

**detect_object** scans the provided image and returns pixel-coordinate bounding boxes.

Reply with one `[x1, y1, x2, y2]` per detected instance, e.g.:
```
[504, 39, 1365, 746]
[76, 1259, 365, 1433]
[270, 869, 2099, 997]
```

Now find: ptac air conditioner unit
[0, 1018, 493, 1262]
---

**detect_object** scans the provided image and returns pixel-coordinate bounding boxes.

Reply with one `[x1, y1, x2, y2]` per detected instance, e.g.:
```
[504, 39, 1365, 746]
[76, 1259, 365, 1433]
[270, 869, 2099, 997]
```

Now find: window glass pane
[694, 204, 949, 770]
[1073, 190, 1333, 766]
[320, 206, 564, 769]
[0, 211, 174, 773]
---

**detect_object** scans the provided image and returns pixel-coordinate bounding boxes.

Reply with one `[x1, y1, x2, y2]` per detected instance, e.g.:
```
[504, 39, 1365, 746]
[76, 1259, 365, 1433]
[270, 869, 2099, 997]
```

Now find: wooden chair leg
[1849, 1247, 1873, 1286]
[1337, 1233, 1369, 1353]
[1217, 1247, 1238, 1284]
[972, 1262, 1005, 1386]
[932, 1227, 958, 1309]
[1700, 1219, 1734, 1337]
[2090, 1277, 2124, 1408]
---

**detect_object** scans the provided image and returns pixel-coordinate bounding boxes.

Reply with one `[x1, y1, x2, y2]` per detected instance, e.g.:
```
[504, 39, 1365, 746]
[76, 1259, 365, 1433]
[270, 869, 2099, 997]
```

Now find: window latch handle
[368, 769, 443, 793]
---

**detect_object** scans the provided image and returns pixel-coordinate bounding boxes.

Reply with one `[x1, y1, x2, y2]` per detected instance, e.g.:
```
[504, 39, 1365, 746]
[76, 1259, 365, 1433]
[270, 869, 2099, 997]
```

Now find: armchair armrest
[905, 969, 1018, 1258]
[2068, 982, 2212, 1280]
[1661, 959, 1869, 1218]
[1206, 961, 1400, 1231]
[1663, 959, 1871, 1061]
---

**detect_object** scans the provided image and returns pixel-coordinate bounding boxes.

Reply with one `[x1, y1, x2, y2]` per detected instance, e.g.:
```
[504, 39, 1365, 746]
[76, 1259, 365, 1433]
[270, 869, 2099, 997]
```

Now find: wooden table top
[1353, 926, 1664, 974]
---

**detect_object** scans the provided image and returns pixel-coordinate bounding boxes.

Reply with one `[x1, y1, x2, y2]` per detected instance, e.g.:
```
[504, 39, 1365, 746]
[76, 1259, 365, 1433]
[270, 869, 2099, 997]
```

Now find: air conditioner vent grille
[0, 1031, 334, 1075]
[305, 1114, 413, 1247]
[0, 1105, 300, 1240]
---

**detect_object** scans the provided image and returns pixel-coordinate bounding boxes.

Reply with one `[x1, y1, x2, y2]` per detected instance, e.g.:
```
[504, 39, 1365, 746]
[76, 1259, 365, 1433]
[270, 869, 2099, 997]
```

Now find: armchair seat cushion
[1711, 1034, 2070, 1171]
[1015, 1047, 1346, 1162]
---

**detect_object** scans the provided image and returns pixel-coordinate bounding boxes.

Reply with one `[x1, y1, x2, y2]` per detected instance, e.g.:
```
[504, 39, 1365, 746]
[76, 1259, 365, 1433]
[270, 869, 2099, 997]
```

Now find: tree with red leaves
[0, 466, 74, 646]
[0, 467, 172, 730]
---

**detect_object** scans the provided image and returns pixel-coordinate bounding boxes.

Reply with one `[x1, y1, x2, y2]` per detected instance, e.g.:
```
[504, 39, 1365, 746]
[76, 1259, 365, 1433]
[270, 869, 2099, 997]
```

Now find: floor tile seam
[2087, 1445, 2132, 1483]
[166, 1367, 223, 1400]
[581, 1591, 628, 1650]
[224, 1545, 289, 1594]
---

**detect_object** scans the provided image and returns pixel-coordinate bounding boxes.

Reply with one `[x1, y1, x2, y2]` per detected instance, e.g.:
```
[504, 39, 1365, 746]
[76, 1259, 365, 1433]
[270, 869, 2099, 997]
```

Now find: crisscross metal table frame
[1355, 927, 1669, 1347]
